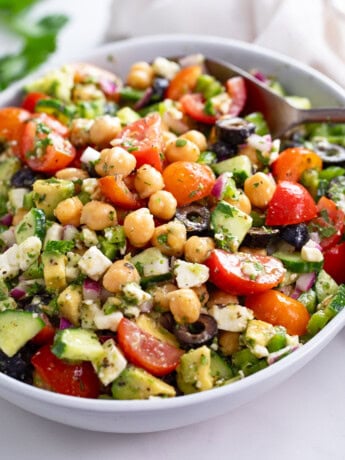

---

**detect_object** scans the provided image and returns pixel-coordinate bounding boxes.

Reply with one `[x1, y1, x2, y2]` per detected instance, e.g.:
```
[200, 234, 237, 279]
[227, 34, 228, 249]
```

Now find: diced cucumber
[0, 158, 21, 182]
[298, 289, 317, 314]
[323, 284, 345, 316]
[211, 200, 252, 252]
[116, 107, 140, 125]
[15, 208, 46, 244]
[35, 98, 76, 124]
[210, 350, 233, 383]
[314, 270, 338, 303]
[212, 155, 252, 185]
[52, 328, 104, 361]
[273, 251, 323, 273]
[0, 310, 44, 357]
[131, 247, 170, 277]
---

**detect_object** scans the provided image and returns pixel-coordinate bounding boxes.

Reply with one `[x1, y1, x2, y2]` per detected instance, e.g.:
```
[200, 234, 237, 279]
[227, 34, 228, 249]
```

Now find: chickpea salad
[0, 55, 344, 400]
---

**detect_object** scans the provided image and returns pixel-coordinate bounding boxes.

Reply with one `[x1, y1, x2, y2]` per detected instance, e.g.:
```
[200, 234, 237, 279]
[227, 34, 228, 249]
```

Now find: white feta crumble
[81, 178, 101, 200]
[80, 146, 101, 165]
[152, 57, 180, 80]
[94, 310, 124, 332]
[81, 227, 99, 247]
[17, 236, 42, 271]
[78, 246, 112, 280]
[301, 239, 323, 262]
[92, 339, 127, 386]
[122, 282, 152, 305]
[44, 223, 63, 247]
[209, 304, 254, 332]
[173, 259, 209, 288]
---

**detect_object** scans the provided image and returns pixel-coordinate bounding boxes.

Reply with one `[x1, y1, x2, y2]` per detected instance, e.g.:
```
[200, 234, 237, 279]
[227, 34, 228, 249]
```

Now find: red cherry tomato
[99, 175, 143, 210]
[180, 93, 217, 124]
[226, 76, 247, 116]
[0, 107, 30, 156]
[21, 92, 48, 112]
[31, 315, 55, 345]
[29, 112, 69, 138]
[21, 118, 75, 173]
[116, 113, 164, 171]
[271, 147, 322, 182]
[117, 318, 183, 377]
[162, 161, 215, 206]
[308, 196, 345, 250]
[31, 345, 100, 398]
[323, 242, 345, 284]
[206, 249, 286, 296]
[266, 181, 317, 226]
[245, 290, 310, 336]
[165, 65, 202, 100]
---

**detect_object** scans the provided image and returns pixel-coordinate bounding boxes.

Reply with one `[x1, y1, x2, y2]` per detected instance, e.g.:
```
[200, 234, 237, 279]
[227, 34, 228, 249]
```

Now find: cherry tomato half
[206, 249, 286, 296]
[0, 107, 30, 156]
[226, 76, 247, 117]
[162, 161, 215, 206]
[99, 175, 143, 210]
[323, 242, 345, 284]
[116, 113, 164, 171]
[117, 318, 183, 377]
[271, 147, 322, 182]
[180, 93, 217, 124]
[266, 181, 317, 226]
[165, 65, 202, 100]
[245, 289, 310, 336]
[31, 345, 100, 398]
[21, 92, 48, 112]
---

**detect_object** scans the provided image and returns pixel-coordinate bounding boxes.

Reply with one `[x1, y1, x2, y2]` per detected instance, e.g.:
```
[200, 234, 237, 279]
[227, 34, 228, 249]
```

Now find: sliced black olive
[312, 139, 345, 164]
[215, 117, 255, 146]
[280, 223, 309, 250]
[209, 141, 238, 161]
[173, 314, 218, 348]
[151, 77, 169, 102]
[175, 205, 210, 233]
[242, 227, 280, 248]
[10, 167, 44, 188]
[0, 346, 34, 383]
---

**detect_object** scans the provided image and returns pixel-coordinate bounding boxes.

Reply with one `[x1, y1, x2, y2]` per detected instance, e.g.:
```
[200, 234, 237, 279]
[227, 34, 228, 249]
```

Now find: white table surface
[1, 1, 345, 458]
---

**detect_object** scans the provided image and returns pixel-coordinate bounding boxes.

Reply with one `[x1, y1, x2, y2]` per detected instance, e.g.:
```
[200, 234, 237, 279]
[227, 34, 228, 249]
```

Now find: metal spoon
[204, 58, 345, 139]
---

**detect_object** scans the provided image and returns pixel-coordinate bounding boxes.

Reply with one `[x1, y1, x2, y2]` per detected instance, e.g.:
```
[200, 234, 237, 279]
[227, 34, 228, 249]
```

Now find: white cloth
[107, 0, 345, 87]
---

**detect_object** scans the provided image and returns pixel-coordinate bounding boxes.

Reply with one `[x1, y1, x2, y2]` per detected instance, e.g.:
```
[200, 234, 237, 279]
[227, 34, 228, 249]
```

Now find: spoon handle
[298, 107, 345, 124]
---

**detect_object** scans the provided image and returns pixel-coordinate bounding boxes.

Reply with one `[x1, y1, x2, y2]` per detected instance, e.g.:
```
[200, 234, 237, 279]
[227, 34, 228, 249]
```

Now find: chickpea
[95, 146, 136, 177]
[151, 220, 187, 256]
[134, 165, 164, 198]
[218, 331, 241, 356]
[123, 208, 155, 247]
[103, 259, 140, 293]
[148, 190, 177, 220]
[149, 282, 177, 312]
[165, 138, 200, 163]
[54, 196, 83, 227]
[244, 172, 276, 209]
[80, 200, 117, 230]
[12, 208, 27, 226]
[180, 130, 207, 152]
[162, 130, 177, 147]
[167, 288, 201, 324]
[184, 236, 215, 263]
[127, 61, 154, 89]
[89, 116, 122, 148]
[207, 290, 238, 308]
[225, 191, 252, 215]
[69, 118, 92, 147]
[192, 284, 209, 307]
[55, 168, 89, 181]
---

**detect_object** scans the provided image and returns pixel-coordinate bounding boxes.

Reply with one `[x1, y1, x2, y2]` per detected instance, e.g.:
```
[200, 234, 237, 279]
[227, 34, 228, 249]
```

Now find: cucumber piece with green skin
[212, 155, 252, 185]
[131, 247, 170, 278]
[314, 270, 338, 303]
[52, 328, 104, 362]
[15, 208, 46, 244]
[298, 289, 317, 314]
[210, 350, 233, 383]
[35, 98, 76, 124]
[0, 310, 44, 357]
[273, 251, 323, 273]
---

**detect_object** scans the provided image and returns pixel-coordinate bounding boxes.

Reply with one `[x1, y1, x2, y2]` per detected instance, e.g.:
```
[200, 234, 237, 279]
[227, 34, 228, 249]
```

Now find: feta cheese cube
[122, 282, 152, 305]
[17, 236, 42, 271]
[210, 304, 254, 332]
[92, 339, 127, 386]
[81, 227, 99, 247]
[174, 260, 209, 288]
[301, 239, 323, 262]
[78, 246, 112, 280]
[94, 310, 123, 332]
[152, 57, 180, 80]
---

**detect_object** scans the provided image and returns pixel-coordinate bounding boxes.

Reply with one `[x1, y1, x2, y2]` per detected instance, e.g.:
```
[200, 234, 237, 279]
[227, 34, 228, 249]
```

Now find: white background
[1, 1, 345, 458]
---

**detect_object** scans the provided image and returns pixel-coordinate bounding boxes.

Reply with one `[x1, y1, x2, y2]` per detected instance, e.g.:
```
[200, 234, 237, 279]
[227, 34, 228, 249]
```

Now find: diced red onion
[267, 345, 300, 365]
[63, 225, 79, 241]
[10, 287, 26, 299]
[290, 288, 302, 299]
[296, 273, 316, 292]
[83, 278, 101, 300]
[140, 299, 153, 313]
[99, 78, 118, 96]
[134, 87, 153, 110]
[309, 232, 321, 244]
[0, 228, 15, 247]
[178, 54, 204, 68]
[101, 287, 113, 302]
[211, 172, 233, 200]
[0, 214, 13, 226]
[251, 70, 268, 84]
[162, 112, 189, 134]
[59, 317, 73, 330]
[248, 133, 272, 153]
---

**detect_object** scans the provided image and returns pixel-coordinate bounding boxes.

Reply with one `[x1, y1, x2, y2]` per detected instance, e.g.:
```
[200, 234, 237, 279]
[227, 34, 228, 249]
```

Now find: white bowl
[1, 34, 345, 433]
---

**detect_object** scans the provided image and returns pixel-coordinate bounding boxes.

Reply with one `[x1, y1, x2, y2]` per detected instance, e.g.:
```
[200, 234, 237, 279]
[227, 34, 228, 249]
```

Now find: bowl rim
[1, 33, 345, 414]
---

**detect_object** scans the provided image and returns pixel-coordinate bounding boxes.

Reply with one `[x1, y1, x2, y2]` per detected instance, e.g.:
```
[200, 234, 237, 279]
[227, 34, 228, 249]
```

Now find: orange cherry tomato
[166, 65, 202, 100]
[99, 175, 143, 209]
[245, 289, 310, 336]
[117, 318, 183, 377]
[206, 249, 286, 296]
[0, 107, 30, 156]
[162, 161, 215, 206]
[271, 147, 322, 182]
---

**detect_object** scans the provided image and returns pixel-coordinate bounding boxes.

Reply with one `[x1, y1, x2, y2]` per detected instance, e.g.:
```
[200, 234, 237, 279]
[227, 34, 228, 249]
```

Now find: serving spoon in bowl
[203, 58, 345, 139]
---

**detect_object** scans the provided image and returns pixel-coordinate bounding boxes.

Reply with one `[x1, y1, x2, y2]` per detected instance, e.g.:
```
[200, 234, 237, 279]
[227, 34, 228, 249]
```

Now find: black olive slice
[151, 77, 169, 102]
[173, 314, 218, 348]
[242, 227, 280, 248]
[215, 117, 256, 146]
[313, 140, 345, 164]
[280, 223, 309, 250]
[10, 167, 44, 188]
[209, 141, 238, 160]
[175, 205, 210, 233]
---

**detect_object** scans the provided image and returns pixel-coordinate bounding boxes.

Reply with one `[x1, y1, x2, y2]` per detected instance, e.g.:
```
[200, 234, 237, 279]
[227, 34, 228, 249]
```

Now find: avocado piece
[176, 346, 213, 394]
[111, 365, 176, 400]
[24, 66, 74, 102]
[33, 179, 74, 218]
[136, 314, 179, 348]
[212, 155, 252, 185]
[57, 284, 82, 326]
[42, 251, 67, 292]
[0, 157, 21, 182]
[315, 269, 338, 303]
